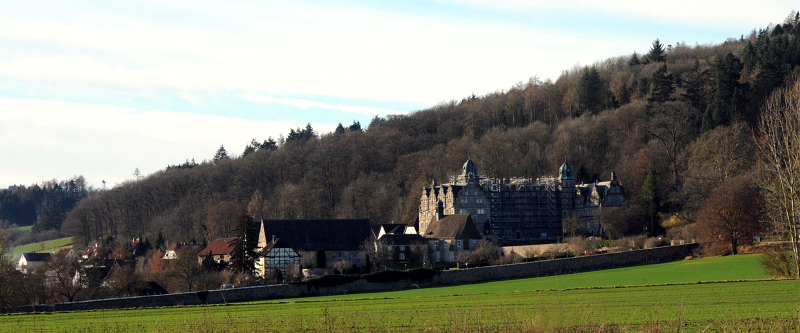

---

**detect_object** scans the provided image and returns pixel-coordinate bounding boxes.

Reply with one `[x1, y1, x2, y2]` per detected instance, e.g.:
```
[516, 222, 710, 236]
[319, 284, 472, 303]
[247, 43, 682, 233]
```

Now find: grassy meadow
[11, 237, 73, 257]
[2, 254, 799, 332]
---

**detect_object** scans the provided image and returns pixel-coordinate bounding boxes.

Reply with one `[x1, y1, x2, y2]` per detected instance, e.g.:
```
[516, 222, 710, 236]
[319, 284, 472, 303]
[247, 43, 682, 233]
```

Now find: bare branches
[756, 71, 800, 278]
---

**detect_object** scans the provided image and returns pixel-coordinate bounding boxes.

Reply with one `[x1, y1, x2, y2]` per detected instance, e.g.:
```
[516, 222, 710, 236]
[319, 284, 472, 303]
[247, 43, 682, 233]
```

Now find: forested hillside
[50, 12, 800, 247]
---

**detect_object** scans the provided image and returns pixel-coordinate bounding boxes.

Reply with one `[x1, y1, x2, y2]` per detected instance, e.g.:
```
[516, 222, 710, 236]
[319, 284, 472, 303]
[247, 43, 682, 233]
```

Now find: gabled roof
[259, 238, 297, 256]
[82, 246, 101, 258]
[21, 252, 52, 262]
[423, 214, 482, 240]
[198, 237, 236, 256]
[55, 248, 74, 257]
[260, 219, 371, 251]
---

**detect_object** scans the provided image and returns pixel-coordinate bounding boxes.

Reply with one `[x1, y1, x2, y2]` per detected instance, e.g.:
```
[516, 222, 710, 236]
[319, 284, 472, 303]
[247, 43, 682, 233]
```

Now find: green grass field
[2, 254, 799, 333]
[14, 225, 33, 232]
[11, 237, 73, 256]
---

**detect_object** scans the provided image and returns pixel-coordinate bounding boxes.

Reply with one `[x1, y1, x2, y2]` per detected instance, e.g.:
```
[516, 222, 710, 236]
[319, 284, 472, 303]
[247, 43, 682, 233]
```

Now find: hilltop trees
[213, 145, 229, 163]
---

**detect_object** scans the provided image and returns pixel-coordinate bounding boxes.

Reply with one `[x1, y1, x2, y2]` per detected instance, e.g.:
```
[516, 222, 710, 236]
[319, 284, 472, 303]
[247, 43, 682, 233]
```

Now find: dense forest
[5, 12, 800, 249]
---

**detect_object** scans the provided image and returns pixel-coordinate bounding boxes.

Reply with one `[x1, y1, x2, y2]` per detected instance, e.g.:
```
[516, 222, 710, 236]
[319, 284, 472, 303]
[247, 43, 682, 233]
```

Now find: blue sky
[0, 0, 796, 188]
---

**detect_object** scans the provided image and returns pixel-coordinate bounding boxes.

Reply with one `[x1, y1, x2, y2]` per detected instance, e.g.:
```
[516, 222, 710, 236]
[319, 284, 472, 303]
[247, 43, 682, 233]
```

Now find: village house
[257, 237, 301, 278]
[55, 247, 79, 261]
[260, 219, 372, 268]
[81, 245, 101, 262]
[163, 243, 204, 260]
[422, 210, 483, 263]
[198, 237, 236, 265]
[379, 233, 428, 263]
[16, 252, 52, 274]
[372, 223, 427, 263]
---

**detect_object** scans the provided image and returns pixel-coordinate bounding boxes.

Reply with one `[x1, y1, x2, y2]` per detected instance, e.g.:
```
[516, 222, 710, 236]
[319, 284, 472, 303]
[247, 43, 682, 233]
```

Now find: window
[399, 253, 405, 260]
[477, 209, 485, 214]
[432, 242, 438, 250]
[456, 240, 462, 248]
[387, 245, 392, 250]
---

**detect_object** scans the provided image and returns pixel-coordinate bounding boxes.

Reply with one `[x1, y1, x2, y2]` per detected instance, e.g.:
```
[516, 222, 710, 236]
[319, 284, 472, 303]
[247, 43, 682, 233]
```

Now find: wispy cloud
[238, 94, 407, 116]
[0, 97, 293, 187]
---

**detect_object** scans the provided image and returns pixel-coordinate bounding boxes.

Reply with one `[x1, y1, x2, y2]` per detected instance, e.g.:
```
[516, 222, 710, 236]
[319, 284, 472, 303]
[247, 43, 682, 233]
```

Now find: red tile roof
[199, 238, 236, 256]
[55, 248, 73, 257]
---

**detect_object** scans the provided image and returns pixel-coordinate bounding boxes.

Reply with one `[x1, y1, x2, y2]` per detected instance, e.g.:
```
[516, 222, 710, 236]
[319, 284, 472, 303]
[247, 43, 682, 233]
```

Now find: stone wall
[2, 244, 697, 314]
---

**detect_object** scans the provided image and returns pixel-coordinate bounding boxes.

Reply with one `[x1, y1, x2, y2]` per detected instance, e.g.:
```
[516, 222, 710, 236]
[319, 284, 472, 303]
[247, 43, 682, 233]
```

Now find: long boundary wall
[3, 244, 697, 313]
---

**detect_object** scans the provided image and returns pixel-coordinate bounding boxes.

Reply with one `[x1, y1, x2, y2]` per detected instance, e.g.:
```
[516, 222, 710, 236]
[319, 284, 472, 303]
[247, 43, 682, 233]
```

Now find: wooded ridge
[3, 12, 799, 250]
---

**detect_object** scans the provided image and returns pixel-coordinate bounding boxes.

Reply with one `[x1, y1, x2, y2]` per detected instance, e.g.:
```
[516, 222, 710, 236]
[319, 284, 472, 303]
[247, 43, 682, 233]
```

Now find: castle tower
[459, 159, 479, 183]
[559, 162, 576, 217]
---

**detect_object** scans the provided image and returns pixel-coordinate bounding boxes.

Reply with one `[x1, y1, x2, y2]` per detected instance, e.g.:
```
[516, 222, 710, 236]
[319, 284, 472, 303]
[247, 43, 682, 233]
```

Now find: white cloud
[0, 97, 294, 188]
[440, 0, 797, 29]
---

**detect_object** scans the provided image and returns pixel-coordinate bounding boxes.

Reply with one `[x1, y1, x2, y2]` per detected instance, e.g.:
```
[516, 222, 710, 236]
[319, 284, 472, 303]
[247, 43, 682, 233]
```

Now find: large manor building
[419, 159, 626, 244]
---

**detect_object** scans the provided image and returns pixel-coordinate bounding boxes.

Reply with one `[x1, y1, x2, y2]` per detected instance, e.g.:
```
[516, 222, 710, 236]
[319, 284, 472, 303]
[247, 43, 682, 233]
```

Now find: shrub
[759, 250, 797, 278]
[295, 274, 360, 287]
[362, 269, 439, 283]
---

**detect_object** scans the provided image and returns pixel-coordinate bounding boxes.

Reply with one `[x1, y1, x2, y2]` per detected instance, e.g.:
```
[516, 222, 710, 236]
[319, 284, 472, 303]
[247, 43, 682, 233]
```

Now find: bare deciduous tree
[757, 72, 800, 277]
[696, 175, 762, 255]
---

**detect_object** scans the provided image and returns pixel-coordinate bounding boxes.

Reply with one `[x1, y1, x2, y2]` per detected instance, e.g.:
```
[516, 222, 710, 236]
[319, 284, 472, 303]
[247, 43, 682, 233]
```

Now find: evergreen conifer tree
[578, 67, 602, 115]
[709, 53, 744, 126]
[213, 145, 229, 163]
[647, 65, 675, 104]
[628, 52, 641, 67]
[682, 60, 709, 111]
[228, 210, 258, 275]
[647, 39, 667, 63]
[334, 123, 346, 135]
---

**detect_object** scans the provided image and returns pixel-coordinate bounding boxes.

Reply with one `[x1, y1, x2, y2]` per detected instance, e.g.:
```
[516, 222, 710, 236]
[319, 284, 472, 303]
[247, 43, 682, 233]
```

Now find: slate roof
[260, 219, 371, 251]
[379, 233, 428, 245]
[21, 252, 52, 262]
[423, 214, 482, 240]
[199, 237, 236, 256]
[372, 223, 407, 237]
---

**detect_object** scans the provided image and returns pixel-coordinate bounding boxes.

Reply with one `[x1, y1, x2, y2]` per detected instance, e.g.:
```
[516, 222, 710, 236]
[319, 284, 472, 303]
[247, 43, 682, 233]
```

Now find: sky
[0, 1, 797, 189]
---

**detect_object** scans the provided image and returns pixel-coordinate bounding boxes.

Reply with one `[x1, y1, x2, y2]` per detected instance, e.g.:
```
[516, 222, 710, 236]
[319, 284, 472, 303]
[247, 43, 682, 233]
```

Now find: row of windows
[432, 240, 463, 250]
[457, 208, 486, 214]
